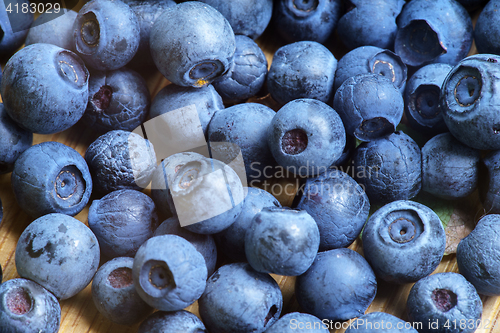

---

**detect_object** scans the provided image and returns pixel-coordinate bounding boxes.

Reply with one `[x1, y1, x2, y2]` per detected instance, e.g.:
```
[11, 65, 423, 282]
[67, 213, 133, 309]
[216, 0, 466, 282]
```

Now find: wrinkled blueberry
[169, 157, 245, 234]
[267, 99, 346, 177]
[91, 257, 154, 325]
[213, 35, 268, 104]
[0, 103, 32, 174]
[85, 130, 157, 194]
[88, 189, 159, 259]
[407, 272, 482, 333]
[353, 131, 421, 205]
[154, 216, 218, 277]
[82, 67, 150, 134]
[215, 187, 280, 262]
[334, 46, 407, 94]
[1, 44, 89, 134]
[150, 1, 235, 88]
[15, 213, 100, 300]
[272, 0, 342, 44]
[362, 200, 446, 284]
[11, 142, 92, 218]
[132, 235, 207, 311]
[440, 54, 500, 150]
[25, 10, 77, 51]
[267, 41, 337, 105]
[245, 207, 319, 276]
[295, 248, 377, 321]
[457, 214, 500, 295]
[333, 73, 404, 142]
[404, 63, 452, 134]
[198, 0, 272, 39]
[208, 102, 276, 183]
[199, 262, 282, 333]
[0, 278, 61, 333]
[422, 133, 480, 200]
[297, 169, 370, 251]
[337, 0, 405, 50]
[73, 0, 140, 70]
[138, 310, 207, 333]
[394, 0, 473, 67]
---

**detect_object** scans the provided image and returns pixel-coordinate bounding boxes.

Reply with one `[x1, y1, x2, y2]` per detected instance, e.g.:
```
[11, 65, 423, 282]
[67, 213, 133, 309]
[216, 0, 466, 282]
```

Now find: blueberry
[394, 0, 473, 67]
[207, 102, 277, 183]
[295, 248, 377, 321]
[297, 169, 370, 251]
[345, 312, 418, 333]
[11, 141, 92, 218]
[73, 0, 140, 70]
[150, 152, 206, 218]
[212, 35, 268, 104]
[456, 214, 500, 295]
[149, 84, 224, 137]
[267, 99, 346, 177]
[404, 63, 453, 134]
[138, 310, 207, 333]
[198, 262, 282, 333]
[479, 150, 500, 214]
[0, 0, 33, 55]
[214, 187, 280, 262]
[0, 278, 61, 333]
[169, 157, 245, 234]
[267, 41, 337, 105]
[334, 46, 408, 94]
[474, 0, 500, 55]
[272, 0, 342, 44]
[85, 130, 157, 195]
[0, 44, 89, 134]
[0, 103, 32, 174]
[440, 54, 500, 150]
[150, 1, 235, 88]
[91, 257, 154, 325]
[132, 234, 207, 311]
[82, 67, 151, 134]
[88, 189, 159, 259]
[198, 0, 273, 39]
[333, 73, 404, 142]
[337, 0, 405, 50]
[353, 131, 421, 204]
[422, 133, 480, 200]
[15, 213, 100, 300]
[122, 0, 176, 68]
[362, 200, 446, 284]
[266, 312, 329, 333]
[407, 272, 482, 333]
[154, 216, 218, 277]
[25, 10, 78, 51]
[245, 207, 319, 276]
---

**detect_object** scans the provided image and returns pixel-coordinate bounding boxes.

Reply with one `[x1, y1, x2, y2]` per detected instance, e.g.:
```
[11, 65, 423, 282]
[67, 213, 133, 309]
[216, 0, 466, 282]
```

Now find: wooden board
[1, 2, 500, 333]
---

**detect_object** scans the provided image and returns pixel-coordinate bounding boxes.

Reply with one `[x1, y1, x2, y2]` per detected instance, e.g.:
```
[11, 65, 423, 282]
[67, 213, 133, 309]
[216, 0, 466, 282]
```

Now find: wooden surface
[1, 3, 500, 333]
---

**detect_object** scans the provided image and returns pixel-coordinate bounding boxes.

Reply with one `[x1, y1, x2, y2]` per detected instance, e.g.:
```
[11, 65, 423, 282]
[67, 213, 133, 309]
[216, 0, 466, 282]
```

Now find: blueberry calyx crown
[414, 84, 441, 119]
[108, 267, 133, 289]
[92, 85, 113, 110]
[281, 129, 308, 155]
[6, 287, 32, 315]
[80, 13, 100, 47]
[431, 288, 457, 312]
[54, 166, 85, 207]
[454, 75, 481, 107]
[285, 0, 319, 17]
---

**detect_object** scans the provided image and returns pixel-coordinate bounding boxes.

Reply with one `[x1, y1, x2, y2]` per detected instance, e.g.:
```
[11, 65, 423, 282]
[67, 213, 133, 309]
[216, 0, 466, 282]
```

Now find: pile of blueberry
[1, 0, 500, 332]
